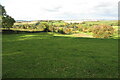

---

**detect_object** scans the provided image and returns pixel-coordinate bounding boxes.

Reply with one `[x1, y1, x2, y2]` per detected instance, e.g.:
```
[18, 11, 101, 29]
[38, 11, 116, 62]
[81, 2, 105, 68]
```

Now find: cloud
[44, 6, 62, 12]
[0, 0, 119, 20]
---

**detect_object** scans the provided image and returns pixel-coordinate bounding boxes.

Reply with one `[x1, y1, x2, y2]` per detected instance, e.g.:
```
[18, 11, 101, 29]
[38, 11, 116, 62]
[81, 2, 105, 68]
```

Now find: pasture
[2, 32, 118, 78]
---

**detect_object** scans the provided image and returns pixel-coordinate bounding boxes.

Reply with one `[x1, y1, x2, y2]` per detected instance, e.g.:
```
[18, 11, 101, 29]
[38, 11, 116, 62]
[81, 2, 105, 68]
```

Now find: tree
[0, 4, 15, 29]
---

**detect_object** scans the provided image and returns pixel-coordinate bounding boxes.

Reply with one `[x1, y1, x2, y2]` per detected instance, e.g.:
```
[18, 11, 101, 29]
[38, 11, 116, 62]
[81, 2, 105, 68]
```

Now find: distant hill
[16, 20, 28, 22]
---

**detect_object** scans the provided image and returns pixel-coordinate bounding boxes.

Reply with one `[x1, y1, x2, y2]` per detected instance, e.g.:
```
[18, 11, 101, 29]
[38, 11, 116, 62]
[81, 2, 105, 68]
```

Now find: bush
[36, 24, 46, 31]
[58, 27, 64, 33]
[87, 27, 93, 32]
[43, 23, 50, 32]
[62, 28, 73, 34]
[48, 25, 54, 32]
[76, 24, 83, 31]
[92, 25, 114, 38]
[53, 27, 59, 32]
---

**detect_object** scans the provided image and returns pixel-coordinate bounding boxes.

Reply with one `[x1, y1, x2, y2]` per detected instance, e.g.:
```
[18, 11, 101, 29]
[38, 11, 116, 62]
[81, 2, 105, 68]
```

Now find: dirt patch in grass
[73, 33, 93, 38]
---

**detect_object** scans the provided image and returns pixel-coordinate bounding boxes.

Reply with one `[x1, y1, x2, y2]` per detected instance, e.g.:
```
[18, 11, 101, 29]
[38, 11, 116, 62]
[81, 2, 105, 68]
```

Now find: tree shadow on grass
[2, 29, 46, 34]
[2, 31, 54, 42]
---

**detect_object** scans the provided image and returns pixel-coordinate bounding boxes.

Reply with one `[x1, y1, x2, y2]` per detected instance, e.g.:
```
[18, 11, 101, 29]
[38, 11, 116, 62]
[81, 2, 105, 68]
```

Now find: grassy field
[2, 32, 118, 78]
[81, 20, 118, 26]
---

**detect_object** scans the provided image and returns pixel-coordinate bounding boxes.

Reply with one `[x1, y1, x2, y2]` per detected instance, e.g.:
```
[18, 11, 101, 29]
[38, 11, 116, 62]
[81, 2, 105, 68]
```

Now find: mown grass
[2, 32, 118, 78]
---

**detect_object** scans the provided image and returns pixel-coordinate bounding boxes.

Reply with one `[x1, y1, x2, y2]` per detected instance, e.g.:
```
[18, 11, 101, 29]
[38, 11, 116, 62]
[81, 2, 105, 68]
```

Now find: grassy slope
[82, 20, 118, 26]
[2, 32, 118, 78]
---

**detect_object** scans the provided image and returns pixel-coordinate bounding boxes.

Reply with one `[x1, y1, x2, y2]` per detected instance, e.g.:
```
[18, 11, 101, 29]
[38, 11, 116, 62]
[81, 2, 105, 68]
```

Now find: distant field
[81, 20, 118, 26]
[2, 32, 118, 78]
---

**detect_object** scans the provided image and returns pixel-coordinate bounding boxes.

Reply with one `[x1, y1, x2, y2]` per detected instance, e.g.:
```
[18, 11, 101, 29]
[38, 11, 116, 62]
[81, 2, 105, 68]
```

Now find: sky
[0, 0, 119, 20]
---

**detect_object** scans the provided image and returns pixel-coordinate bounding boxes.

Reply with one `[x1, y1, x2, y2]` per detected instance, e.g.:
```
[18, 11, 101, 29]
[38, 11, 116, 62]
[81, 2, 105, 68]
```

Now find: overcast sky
[0, 0, 119, 20]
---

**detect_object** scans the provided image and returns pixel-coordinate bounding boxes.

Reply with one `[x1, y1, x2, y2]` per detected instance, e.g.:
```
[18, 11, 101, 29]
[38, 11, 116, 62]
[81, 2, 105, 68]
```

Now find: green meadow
[1, 2, 119, 78]
[2, 32, 118, 78]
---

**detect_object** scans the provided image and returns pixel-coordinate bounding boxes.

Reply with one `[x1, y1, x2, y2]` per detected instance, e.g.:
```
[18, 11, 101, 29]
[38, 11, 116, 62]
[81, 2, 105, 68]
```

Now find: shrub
[62, 28, 73, 34]
[82, 26, 90, 33]
[48, 25, 54, 32]
[87, 27, 93, 32]
[53, 27, 59, 32]
[43, 23, 50, 32]
[76, 24, 83, 31]
[58, 27, 64, 33]
[36, 24, 46, 31]
[92, 25, 114, 38]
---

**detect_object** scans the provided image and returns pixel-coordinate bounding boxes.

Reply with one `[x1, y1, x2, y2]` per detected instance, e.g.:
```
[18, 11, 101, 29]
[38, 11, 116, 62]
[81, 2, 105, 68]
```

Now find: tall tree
[0, 4, 15, 29]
